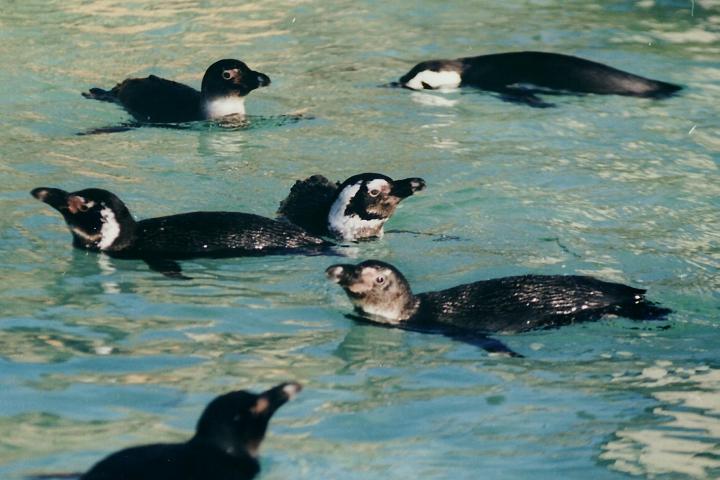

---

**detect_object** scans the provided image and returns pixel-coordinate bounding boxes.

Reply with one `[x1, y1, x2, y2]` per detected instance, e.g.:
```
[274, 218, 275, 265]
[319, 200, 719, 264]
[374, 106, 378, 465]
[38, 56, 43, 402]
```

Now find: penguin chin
[354, 303, 403, 325]
[71, 227, 102, 248]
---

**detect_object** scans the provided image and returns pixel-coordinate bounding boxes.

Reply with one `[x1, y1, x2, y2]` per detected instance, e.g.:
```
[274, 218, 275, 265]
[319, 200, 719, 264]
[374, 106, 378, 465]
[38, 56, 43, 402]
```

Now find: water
[1, 0, 719, 478]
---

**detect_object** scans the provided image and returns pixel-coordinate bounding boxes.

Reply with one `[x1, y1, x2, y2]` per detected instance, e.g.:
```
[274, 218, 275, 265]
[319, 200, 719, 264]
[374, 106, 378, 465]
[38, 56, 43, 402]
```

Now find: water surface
[0, 1, 719, 479]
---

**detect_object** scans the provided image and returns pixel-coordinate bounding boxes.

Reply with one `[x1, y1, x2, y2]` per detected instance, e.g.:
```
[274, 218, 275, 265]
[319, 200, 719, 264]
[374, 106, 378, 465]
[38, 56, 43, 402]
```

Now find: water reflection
[601, 363, 720, 478]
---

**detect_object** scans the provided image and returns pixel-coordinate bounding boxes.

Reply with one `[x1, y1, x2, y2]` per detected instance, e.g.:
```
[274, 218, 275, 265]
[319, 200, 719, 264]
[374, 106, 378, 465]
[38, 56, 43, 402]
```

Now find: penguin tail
[277, 175, 339, 235]
[82, 87, 118, 103]
[640, 80, 682, 99]
[618, 298, 672, 321]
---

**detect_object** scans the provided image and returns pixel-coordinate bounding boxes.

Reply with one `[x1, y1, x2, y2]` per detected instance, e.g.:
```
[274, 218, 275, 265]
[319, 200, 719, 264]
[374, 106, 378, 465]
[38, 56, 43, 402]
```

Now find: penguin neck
[72, 210, 136, 253]
[202, 94, 247, 119]
[188, 435, 261, 474]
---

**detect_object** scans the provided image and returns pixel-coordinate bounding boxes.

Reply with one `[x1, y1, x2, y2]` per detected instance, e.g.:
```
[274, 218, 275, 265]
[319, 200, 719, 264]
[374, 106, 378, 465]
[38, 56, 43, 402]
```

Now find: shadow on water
[76, 113, 314, 136]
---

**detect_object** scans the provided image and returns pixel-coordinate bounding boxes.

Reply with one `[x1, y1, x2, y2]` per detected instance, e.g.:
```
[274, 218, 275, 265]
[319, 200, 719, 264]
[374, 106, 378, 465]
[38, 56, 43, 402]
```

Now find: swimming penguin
[80, 382, 301, 480]
[82, 59, 270, 123]
[277, 173, 426, 241]
[326, 260, 670, 353]
[397, 51, 681, 107]
[31, 187, 330, 277]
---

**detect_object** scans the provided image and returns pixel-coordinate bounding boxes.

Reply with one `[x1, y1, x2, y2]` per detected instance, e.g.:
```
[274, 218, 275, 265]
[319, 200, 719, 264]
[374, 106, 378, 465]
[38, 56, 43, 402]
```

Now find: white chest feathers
[97, 207, 121, 250]
[328, 182, 386, 241]
[204, 96, 246, 118]
[404, 69, 462, 90]
[351, 298, 404, 325]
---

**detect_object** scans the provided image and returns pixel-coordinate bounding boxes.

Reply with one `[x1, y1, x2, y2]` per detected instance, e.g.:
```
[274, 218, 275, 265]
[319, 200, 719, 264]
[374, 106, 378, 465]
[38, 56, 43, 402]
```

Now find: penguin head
[193, 382, 302, 458]
[31, 187, 135, 252]
[201, 59, 271, 99]
[399, 60, 462, 90]
[327, 173, 426, 241]
[326, 260, 417, 324]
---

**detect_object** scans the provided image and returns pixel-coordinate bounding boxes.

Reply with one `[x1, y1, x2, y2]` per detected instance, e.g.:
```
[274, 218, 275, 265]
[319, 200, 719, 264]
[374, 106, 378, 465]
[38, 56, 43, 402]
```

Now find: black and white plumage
[397, 51, 681, 107]
[326, 260, 670, 353]
[80, 382, 301, 480]
[31, 187, 330, 277]
[277, 173, 426, 241]
[82, 59, 270, 123]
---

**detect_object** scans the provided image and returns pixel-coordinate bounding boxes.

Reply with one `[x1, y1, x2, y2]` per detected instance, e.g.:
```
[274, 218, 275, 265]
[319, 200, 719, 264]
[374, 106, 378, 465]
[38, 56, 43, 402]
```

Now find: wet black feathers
[400, 51, 681, 108]
[460, 52, 682, 98]
[277, 175, 339, 236]
[83, 75, 203, 123]
[80, 442, 259, 480]
[415, 274, 670, 333]
[125, 212, 331, 259]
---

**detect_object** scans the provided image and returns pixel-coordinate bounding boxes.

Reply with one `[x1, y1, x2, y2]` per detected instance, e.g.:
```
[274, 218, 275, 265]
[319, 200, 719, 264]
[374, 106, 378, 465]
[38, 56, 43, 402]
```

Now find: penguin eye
[77, 200, 95, 212]
[222, 70, 232, 80]
[375, 276, 385, 284]
[368, 189, 380, 197]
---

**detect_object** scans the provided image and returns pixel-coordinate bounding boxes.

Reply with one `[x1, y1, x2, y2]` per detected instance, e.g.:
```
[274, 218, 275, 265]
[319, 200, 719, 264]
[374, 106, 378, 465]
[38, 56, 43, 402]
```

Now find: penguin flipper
[76, 122, 142, 135]
[496, 88, 555, 108]
[277, 175, 339, 236]
[143, 258, 191, 280]
[77, 122, 194, 136]
[345, 314, 523, 357]
[443, 331, 524, 357]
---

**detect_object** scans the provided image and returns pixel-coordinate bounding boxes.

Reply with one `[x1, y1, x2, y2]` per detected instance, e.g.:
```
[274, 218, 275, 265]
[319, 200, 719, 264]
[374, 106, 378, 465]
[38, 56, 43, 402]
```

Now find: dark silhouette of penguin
[78, 382, 301, 480]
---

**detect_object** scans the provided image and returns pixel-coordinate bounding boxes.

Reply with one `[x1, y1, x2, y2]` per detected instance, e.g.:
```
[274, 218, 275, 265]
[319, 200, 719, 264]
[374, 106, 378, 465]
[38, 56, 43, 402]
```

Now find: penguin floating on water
[278, 173, 426, 241]
[83, 59, 270, 123]
[395, 51, 681, 107]
[31, 175, 424, 277]
[326, 260, 670, 355]
[31, 187, 330, 278]
[78, 382, 301, 480]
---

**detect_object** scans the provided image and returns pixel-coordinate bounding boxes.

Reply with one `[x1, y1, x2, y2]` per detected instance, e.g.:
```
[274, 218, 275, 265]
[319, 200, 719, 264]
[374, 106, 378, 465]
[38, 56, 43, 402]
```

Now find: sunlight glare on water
[0, 0, 718, 479]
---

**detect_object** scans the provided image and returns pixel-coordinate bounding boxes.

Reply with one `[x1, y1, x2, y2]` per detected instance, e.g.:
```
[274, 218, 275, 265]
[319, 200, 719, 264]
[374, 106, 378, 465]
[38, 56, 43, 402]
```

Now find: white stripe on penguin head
[327, 181, 385, 241]
[404, 70, 461, 90]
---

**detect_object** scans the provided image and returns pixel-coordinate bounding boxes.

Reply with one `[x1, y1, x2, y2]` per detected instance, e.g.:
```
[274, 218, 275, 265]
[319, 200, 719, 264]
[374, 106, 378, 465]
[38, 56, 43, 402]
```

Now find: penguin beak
[254, 71, 271, 88]
[326, 264, 355, 286]
[256, 382, 302, 416]
[391, 178, 426, 199]
[31, 187, 69, 210]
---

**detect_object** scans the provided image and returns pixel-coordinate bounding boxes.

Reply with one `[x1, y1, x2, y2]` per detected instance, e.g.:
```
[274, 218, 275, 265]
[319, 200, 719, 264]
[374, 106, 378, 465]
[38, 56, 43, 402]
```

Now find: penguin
[31, 187, 331, 278]
[82, 59, 270, 123]
[396, 51, 681, 107]
[326, 260, 670, 354]
[277, 173, 426, 241]
[80, 382, 301, 480]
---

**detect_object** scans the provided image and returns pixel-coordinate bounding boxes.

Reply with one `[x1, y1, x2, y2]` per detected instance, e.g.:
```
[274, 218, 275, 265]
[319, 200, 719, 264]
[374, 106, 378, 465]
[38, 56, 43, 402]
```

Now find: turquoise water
[1, 0, 719, 478]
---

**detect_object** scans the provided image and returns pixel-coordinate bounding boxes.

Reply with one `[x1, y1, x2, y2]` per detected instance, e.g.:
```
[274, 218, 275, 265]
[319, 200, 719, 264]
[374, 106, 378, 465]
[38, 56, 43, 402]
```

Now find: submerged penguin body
[326, 260, 670, 335]
[398, 51, 681, 106]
